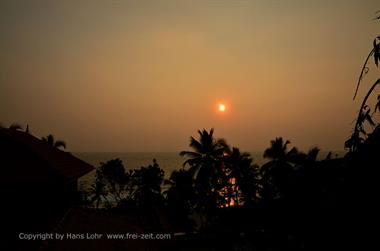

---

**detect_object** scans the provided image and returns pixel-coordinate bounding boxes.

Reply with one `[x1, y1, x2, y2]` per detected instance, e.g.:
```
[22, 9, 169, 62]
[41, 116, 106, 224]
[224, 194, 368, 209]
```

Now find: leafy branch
[353, 37, 380, 100]
[347, 13, 380, 151]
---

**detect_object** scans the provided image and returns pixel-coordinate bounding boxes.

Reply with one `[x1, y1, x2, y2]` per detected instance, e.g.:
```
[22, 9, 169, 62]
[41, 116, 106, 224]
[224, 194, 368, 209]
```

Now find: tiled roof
[0, 127, 94, 180]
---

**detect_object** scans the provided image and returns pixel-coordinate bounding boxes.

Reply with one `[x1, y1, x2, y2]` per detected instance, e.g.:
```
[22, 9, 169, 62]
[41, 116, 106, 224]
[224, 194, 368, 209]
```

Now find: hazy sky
[1, 0, 379, 152]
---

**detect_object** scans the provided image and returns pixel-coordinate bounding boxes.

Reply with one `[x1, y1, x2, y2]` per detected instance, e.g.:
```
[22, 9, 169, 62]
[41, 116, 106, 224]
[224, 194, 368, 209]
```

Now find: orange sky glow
[0, 0, 379, 152]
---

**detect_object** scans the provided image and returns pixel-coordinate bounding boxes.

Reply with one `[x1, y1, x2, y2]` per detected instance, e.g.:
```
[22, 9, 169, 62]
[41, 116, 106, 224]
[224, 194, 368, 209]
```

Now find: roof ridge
[0, 127, 94, 179]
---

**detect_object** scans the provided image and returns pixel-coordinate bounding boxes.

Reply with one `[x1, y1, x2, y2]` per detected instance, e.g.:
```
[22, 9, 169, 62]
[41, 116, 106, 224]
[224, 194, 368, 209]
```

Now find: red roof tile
[0, 127, 94, 180]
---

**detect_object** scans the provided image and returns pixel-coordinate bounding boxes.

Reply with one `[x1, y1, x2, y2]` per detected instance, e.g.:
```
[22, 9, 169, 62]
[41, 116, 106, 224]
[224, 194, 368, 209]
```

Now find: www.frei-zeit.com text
[18, 232, 172, 241]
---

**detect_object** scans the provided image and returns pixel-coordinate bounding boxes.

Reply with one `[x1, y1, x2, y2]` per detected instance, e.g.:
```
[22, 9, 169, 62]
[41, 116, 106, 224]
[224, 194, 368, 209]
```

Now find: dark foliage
[41, 134, 66, 149]
[129, 159, 165, 209]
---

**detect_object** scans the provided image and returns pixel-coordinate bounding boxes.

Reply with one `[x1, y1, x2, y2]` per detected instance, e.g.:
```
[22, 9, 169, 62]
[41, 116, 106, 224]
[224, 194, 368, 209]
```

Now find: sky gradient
[1, 0, 379, 152]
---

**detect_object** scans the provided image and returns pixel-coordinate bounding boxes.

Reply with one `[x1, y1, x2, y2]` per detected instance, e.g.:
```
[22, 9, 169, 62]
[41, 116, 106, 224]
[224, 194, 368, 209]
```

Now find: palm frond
[179, 151, 201, 158]
[189, 136, 204, 153]
[307, 147, 320, 162]
[54, 140, 66, 149]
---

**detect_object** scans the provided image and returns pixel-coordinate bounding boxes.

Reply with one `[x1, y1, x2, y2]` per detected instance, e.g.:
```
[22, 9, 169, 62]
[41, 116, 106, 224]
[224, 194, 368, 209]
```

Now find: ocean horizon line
[73, 150, 346, 155]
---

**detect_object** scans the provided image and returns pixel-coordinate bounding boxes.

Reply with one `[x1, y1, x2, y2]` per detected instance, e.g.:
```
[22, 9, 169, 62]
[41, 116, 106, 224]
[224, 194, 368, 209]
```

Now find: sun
[218, 103, 226, 112]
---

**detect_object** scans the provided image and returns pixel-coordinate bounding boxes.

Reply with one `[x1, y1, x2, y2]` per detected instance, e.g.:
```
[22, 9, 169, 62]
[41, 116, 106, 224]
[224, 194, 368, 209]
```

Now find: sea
[73, 152, 264, 192]
[73, 151, 345, 193]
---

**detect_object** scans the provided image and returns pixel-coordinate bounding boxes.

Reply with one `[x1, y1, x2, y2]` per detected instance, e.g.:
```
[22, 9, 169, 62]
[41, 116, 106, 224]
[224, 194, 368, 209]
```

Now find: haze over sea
[74, 151, 344, 192]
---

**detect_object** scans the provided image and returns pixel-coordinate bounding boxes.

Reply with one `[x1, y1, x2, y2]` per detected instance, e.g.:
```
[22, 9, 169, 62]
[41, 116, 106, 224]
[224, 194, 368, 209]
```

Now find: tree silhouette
[130, 159, 164, 209]
[347, 17, 380, 151]
[261, 137, 299, 200]
[164, 168, 196, 231]
[90, 170, 109, 209]
[292, 146, 320, 166]
[342, 13, 380, 250]
[179, 128, 229, 224]
[223, 147, 259, 206]
[263, 137, 298, 162]
[98, 158, 128, 203]
[180, 128, 228, 189]
[41, 134, 66, 149]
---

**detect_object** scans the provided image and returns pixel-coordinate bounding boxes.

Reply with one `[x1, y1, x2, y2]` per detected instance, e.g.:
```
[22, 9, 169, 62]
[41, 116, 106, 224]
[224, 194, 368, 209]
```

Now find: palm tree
[180, 128, 229, 224]
[261, 137, 299, 200]
[223, 147, 258, 206]
[180, 128, 229, 188]
[291, 146, 320, 166]
[263, 137, 299, 163]
[41, 134, 66, 149]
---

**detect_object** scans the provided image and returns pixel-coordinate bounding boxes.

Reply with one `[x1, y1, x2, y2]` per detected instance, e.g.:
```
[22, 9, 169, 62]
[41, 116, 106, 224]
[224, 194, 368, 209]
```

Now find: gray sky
[1, 0, 379, 152]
